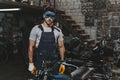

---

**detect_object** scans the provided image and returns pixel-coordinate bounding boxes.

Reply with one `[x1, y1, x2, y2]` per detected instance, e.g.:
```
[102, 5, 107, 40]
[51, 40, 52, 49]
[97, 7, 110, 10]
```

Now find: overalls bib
[34, 25, 58, 70]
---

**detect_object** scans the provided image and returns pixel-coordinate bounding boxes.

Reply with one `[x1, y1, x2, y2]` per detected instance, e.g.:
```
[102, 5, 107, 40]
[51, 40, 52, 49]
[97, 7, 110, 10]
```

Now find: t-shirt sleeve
[58, 29, 64, 41]
[29, 26, 38, 41]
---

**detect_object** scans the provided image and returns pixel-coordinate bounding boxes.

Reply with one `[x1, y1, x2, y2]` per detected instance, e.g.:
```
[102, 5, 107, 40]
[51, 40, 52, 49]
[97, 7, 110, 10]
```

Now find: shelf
[0, 1, 43, 13]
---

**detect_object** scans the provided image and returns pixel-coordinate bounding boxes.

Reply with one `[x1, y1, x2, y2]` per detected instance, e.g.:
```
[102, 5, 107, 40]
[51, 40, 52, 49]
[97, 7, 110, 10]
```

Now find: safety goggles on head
[44, 11, 56, 18]
[45, 14, 55, 18]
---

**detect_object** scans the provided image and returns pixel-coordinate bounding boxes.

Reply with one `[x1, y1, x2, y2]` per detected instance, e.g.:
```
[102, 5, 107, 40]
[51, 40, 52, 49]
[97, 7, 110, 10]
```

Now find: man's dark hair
[44, 7, 55, 14]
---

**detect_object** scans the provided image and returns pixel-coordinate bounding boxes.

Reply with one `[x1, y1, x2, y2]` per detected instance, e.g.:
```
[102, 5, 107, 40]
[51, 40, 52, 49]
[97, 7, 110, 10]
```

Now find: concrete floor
[0, 53, 29, 80]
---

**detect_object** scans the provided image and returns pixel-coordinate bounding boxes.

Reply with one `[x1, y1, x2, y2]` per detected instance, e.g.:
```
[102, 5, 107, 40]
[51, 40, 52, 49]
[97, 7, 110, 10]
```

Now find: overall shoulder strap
[38, 24, 44, 32]
[52, 27, 60, 32]
[51, 26, 54, 32]
[39, 25, 60, 32]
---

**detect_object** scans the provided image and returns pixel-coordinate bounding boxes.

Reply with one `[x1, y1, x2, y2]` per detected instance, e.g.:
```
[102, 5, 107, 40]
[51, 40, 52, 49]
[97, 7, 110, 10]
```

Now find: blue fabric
[34, 26, 58, 70]
[44, 11, 56, 16]
[44, 11, 56, 18]
[51, 74, 68, 80]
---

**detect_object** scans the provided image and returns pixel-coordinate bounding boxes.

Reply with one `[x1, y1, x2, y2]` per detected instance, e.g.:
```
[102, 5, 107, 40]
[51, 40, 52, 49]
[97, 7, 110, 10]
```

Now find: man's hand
[28, 63, 36, 74]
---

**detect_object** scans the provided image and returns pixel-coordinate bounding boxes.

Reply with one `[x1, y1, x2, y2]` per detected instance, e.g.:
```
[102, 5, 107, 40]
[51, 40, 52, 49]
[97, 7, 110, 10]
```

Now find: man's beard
[45, 20, 53, 27]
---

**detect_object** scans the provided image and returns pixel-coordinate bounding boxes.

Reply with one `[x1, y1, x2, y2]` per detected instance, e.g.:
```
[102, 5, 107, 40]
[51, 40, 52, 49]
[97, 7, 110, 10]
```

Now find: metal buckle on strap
[43, 60, 52, 64]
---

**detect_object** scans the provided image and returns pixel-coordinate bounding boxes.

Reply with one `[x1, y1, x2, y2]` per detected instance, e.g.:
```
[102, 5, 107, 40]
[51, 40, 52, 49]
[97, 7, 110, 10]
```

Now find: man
[28, 10, 65, 72]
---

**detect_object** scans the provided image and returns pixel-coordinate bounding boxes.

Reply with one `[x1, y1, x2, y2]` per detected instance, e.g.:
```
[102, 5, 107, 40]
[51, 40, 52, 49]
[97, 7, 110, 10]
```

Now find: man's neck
[42, 22, 53, 27]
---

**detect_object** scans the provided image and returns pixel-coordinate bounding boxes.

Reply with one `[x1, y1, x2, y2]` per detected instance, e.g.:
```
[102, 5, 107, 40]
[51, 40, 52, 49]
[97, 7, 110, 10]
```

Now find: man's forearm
[28, 47, 34, 63]
[28, 40, 35, 63]
[59, 46, 65, 60]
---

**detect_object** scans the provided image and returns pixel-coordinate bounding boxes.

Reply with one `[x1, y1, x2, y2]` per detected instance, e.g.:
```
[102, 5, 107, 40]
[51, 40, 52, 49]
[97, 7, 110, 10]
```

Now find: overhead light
[0, 8, 21, 11]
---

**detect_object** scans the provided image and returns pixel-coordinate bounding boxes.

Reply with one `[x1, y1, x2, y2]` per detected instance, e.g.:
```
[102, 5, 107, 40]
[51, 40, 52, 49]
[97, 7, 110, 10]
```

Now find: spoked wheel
[0, 45, 8, 64]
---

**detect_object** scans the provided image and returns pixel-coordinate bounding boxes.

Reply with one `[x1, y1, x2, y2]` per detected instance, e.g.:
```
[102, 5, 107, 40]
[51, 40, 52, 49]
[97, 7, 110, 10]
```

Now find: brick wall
[55, 0, 97, 39]
[55, 0, 85, 27]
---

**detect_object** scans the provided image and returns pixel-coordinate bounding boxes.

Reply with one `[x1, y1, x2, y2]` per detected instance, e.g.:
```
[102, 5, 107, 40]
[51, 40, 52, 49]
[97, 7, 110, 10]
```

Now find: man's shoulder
[34, 25, 40, 28]
[32, 25, 40, 29]
[30, 25, 41, 33]
[53, 26, 61, 32]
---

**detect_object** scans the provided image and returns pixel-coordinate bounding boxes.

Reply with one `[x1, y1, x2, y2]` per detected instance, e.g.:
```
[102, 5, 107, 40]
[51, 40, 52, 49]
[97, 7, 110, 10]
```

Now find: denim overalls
[34, 25, 59, 70]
